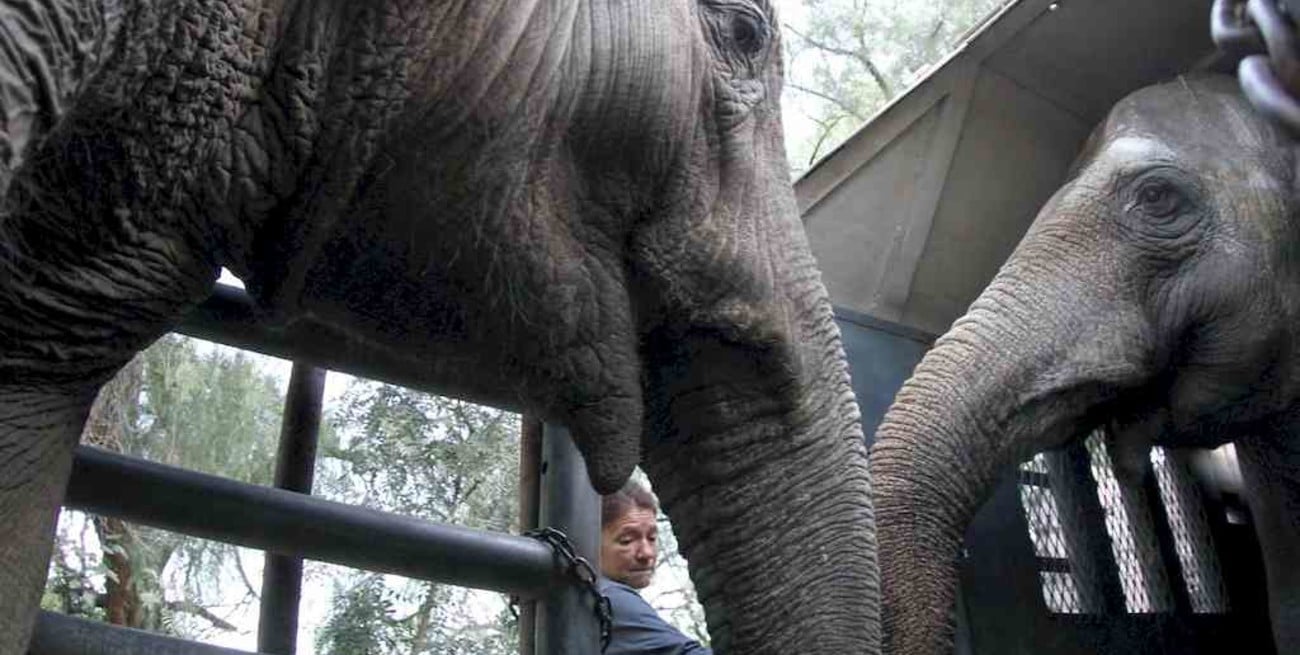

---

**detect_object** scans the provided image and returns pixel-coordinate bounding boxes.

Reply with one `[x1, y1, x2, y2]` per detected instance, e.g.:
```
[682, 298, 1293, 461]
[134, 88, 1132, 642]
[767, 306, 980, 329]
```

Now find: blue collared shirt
[598, 577, 714, 655]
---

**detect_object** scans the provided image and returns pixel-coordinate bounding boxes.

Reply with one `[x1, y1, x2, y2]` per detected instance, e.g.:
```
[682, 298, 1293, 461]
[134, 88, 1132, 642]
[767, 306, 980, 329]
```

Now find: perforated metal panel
[1151, 447, 1229, 613]
[1086, 432, 1172, 613]
[1019, 454, 1084, 613]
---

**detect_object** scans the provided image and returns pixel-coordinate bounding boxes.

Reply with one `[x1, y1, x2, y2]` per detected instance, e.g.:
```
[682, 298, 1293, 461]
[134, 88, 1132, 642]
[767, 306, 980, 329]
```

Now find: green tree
[316, 575, 399, 655]
[312, 381, 521, 655]
[782, 0, 1009, 171]
[45, 334, 287, 641]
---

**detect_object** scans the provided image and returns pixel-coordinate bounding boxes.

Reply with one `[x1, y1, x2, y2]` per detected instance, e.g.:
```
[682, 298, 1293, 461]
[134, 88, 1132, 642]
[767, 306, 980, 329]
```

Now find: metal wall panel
[833, 309, 932, 444]
[807, 107, 946, 318]
[984, 0, 1216, 125]
[900, 66, 1092, 334]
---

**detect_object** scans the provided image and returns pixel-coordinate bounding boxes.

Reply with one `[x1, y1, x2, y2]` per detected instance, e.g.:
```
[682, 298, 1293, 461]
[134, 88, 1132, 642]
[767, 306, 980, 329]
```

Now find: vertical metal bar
[518, 416, 543, 655]
[535, 423, 601, 655]
[1140, 457, 1193, 614]
[1045, 443, 1126, 614]
[257, 363, 327, 654]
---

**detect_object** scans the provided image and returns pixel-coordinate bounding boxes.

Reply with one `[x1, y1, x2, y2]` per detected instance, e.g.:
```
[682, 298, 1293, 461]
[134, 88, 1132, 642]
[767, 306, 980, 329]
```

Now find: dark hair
[601, 479, 658, 529]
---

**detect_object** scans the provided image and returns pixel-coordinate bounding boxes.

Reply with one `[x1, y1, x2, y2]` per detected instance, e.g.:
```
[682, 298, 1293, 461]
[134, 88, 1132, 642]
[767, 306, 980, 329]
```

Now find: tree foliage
[782, 0, 1009, 171]
[44, 334, 286, 641]
[312, 381, 521, 655]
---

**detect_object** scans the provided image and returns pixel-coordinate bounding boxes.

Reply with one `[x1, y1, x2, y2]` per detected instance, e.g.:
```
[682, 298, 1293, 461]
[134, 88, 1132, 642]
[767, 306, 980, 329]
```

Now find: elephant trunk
[641, 297, 878, 654]
[870, 238, 1150, 654]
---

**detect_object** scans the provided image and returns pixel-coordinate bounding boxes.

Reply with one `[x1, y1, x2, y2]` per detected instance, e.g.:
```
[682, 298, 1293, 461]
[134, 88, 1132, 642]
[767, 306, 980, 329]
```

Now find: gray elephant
[871, 74, 1300, 654]
[0, 2, 880, 653]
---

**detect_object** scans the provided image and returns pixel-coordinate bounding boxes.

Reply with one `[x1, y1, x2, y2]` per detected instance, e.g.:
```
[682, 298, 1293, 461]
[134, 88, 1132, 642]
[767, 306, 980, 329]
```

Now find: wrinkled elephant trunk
[641, 298, 879, 654]
[0, 388, 96, 653]
[871, 324, 1018, 654]
[870, 249, 1151, 654]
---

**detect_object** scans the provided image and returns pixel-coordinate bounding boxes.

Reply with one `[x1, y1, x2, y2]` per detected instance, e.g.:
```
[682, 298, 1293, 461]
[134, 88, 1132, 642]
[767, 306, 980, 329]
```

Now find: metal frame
[30, 285, 601, 655]
[258, 363, 326, 654]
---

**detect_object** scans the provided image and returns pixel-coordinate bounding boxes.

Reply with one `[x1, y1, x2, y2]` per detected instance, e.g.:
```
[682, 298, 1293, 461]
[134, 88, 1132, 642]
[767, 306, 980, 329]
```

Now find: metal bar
[1018, 470, 1051, 488]
[517, 416, 544, 655]
[1045, 443, 1126, 614]
[176, 285, 519, 412]
[258, 364, 327, 654]
[535, 424, 601, 655]
[1141, 457, 1193, 614]
[29, 610, 263, 655]
[64, 446, 558, 597]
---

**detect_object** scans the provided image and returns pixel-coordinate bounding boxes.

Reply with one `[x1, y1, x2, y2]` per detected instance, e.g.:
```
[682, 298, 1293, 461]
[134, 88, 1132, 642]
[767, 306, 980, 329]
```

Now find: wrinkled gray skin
[873, 75, 1300, 655]
[0, 2, 880, 653]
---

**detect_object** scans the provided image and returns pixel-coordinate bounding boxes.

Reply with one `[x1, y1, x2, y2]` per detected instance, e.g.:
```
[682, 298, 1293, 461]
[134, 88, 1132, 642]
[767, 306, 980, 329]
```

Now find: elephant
[0, 1, 880, 653]
[871, 74, 1300, 654]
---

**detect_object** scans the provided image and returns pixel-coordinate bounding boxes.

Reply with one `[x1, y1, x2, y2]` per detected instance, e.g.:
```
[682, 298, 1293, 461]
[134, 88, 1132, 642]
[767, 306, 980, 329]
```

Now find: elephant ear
[1106, 410, 1164, 481]
[565, 399, 642, 495]
[577, 435, 638, 495]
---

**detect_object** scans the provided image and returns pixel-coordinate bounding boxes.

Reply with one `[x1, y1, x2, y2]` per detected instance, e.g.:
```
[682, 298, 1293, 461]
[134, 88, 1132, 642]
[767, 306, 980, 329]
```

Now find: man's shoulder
[597, 577, 637, 595]
[598, 578, 653, 608]
[597, 578, 714, 655]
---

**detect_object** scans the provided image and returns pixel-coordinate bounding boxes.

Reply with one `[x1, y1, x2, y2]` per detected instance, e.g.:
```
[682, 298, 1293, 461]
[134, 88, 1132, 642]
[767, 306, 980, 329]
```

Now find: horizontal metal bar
[64, 446, 558, 598]
[1036, 557, 1073, 574]
[30, 610, 261, 655]
[1019, 470, 1051, 487]
[175, 285, 518, 410]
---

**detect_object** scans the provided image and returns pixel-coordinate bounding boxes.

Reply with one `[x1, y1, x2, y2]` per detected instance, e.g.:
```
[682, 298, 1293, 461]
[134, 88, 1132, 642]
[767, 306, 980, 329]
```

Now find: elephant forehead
[1093, 132, 1278, 189]
[1097, 135, 1176, 167]
[1107, 78, 1282, 158]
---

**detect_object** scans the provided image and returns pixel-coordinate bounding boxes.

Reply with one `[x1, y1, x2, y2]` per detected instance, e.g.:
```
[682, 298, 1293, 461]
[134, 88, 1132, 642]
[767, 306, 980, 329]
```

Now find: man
[599, 481, 713, 655]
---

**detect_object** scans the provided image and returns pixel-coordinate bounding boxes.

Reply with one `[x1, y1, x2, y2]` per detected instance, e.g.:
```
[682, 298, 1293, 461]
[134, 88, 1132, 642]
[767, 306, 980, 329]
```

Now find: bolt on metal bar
[29, 610, 265, 655]
[64, 446, 559, 597]
[536, 424, 602, 655]
[258, 363, 327, 655]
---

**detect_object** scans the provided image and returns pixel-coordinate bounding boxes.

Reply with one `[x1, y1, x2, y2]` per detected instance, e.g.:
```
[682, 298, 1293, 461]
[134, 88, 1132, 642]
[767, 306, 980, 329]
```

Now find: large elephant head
[0, 1, 877, 653]
[872, 74, 1300, 654]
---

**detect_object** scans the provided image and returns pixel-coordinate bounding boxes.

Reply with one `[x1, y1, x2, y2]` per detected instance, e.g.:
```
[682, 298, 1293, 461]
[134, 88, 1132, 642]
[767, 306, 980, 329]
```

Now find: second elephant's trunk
[870, 247, 1150, 654]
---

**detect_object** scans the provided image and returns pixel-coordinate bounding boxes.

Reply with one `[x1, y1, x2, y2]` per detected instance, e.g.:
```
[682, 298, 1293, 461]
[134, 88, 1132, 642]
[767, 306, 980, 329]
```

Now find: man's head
[600, 480, 659, 589]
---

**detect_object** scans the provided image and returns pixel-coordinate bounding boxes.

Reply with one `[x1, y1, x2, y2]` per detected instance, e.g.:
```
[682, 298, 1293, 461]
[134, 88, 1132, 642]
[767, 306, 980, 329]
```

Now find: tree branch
[787, 82, 867, 122]
[785, 23, 893, 97]
[233, 548, 261, 601]
[165, 600, 238, 631]
[808, 114, 847, 165]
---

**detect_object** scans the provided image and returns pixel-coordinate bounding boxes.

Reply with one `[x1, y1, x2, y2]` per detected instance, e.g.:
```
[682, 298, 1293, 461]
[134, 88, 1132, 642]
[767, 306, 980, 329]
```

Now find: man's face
[600, 506, 658, 589]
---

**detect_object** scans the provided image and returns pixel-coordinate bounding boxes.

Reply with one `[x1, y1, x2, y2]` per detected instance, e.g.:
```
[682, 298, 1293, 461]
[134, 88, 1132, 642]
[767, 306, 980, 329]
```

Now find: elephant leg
[0, 184, 216, 655]
[1236, 433, 1300, 654]
[0, 390, 91, 655]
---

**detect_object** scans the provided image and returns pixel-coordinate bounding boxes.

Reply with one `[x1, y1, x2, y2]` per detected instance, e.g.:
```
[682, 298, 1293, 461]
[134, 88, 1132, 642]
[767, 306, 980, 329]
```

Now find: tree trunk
[81, 357, 145, 627]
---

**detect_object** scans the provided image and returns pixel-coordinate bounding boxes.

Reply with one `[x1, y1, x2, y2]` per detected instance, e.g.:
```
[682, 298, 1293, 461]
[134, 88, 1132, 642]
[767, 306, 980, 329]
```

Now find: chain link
[1212, 0, 1300, 132]
[521, 527, 615, 653]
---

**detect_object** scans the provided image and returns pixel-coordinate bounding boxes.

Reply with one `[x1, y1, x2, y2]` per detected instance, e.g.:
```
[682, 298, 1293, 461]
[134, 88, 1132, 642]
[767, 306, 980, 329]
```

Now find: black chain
[1212, 0, 1300, 133]
[522, 527, 615, 653]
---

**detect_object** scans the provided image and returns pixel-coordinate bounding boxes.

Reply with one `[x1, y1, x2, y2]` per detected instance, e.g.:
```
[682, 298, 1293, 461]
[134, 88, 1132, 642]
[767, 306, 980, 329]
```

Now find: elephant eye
[730, 12, 769, 55]
[1133, 178, 1186, 219]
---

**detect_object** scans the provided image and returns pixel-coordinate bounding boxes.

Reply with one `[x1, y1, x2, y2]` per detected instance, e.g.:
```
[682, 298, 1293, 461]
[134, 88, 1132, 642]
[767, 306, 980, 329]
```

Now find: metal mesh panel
[1020, 482, 1071, 559]
[1018, 454, 1084, 613]
[1039, 571, 1083, 615]
[1151, 447, 1229, 613]
[1086, 431, 1172, 613]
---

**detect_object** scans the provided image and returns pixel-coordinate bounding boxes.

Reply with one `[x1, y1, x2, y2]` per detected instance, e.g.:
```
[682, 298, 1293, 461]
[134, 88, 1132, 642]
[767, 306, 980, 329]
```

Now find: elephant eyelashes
[1131, 178, 1188, 220]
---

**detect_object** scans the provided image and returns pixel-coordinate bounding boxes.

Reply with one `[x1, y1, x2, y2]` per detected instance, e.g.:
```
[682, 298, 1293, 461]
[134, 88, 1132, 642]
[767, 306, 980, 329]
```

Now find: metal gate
[834, 309, 1279, 655]
[27, 283, 605, 655]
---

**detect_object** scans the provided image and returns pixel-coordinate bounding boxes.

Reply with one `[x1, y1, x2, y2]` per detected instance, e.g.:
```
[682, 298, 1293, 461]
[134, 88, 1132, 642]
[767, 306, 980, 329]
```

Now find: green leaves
[782, 0, 1009, 172]
[312, 380, 523, 655]
[45, 333, 287, 638]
